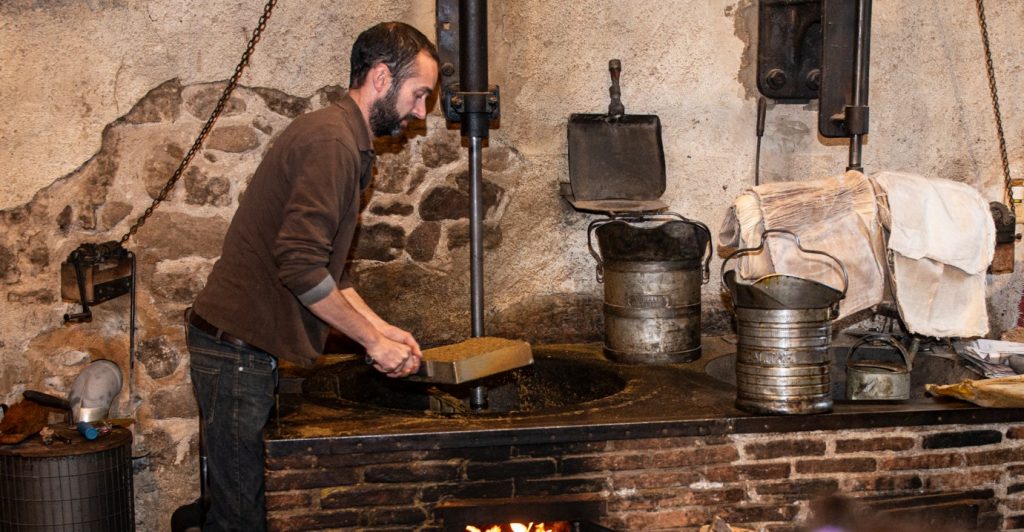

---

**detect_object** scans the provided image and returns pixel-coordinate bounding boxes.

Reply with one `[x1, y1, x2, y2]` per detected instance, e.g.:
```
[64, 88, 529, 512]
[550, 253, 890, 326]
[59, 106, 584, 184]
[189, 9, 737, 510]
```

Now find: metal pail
[589, 214, 711, 364]
[845, 334, 913, 401]
[722, 229, 848, 415]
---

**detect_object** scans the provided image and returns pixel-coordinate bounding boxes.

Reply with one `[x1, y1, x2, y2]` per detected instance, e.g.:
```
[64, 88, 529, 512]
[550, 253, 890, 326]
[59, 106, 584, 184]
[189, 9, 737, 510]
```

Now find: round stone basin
[303, 349, 629, 416]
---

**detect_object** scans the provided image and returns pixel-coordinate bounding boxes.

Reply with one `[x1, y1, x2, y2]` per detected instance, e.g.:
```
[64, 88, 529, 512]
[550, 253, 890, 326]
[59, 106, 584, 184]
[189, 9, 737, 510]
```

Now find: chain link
[976, 0, 1016, 209]
[119, 0, 278, 244]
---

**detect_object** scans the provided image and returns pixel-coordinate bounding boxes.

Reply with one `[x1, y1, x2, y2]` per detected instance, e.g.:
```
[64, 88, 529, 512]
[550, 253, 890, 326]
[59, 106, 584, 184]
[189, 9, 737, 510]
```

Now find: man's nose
[412, 98, 427, 120]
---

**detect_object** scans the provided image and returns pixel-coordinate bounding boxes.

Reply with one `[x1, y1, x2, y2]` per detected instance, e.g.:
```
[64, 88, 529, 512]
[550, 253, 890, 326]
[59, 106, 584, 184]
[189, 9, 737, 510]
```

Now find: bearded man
[184, 22, 438, 531]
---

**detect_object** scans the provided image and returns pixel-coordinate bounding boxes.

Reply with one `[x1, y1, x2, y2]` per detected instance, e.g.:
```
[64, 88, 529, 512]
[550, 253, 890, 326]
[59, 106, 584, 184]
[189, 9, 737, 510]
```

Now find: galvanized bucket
[845, 334, 913, 401]
[589, 214, 712, 364]
[722, 229, 848, 415]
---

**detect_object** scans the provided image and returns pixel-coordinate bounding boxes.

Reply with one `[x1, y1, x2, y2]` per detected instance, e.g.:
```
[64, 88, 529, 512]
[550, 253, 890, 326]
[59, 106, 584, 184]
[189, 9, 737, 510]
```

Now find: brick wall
[265, 422, 1024, 531]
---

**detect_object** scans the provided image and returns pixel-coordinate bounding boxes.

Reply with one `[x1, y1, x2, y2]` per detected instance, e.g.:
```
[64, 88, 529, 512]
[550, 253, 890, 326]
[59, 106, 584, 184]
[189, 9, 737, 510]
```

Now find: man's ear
[369, 63, 392, 95]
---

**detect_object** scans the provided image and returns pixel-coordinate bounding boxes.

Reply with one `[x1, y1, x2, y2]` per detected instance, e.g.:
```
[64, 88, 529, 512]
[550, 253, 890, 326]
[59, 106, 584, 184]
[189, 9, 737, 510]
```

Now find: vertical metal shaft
[457, 0, 492, 405]
[459, 0, 489, 337]
[847, 0, 869, 172]
[469, 136, 485, 337]
[469, 384, 488, 411]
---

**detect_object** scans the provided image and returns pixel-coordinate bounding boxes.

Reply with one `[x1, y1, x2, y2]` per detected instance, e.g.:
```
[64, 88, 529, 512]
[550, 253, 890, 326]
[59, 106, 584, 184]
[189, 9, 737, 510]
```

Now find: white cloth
[873, 171, 994, 338]
[718, 171, 885, 319]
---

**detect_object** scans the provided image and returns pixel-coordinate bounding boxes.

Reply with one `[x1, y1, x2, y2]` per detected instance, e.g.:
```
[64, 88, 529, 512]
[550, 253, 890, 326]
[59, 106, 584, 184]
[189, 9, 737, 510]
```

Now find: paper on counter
[953, 339, 1022, 378]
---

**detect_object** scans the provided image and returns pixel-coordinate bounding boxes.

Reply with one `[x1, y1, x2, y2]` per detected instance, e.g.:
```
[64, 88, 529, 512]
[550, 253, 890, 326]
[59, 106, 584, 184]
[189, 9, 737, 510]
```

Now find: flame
[466, 523, 558, 532]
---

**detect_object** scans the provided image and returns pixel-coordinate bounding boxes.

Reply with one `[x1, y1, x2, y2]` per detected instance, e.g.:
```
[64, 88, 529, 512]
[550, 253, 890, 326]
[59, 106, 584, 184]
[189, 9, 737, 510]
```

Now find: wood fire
[466, 522, 571, 532]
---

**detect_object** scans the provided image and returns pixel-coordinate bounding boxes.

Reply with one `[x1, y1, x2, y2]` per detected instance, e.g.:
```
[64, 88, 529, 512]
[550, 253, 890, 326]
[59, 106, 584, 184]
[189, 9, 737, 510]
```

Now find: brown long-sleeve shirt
[193, 95, 374, 366]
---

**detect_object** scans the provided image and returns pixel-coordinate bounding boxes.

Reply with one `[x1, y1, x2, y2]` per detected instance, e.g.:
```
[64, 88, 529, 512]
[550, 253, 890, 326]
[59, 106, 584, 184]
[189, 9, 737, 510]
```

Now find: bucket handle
[719, 229, 849, 300]
[587, 212, 713, 284]
[846, 334, 913, 372]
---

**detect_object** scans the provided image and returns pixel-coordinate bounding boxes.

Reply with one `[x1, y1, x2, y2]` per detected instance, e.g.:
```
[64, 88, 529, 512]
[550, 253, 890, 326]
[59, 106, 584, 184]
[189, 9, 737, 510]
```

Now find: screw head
[765, 69, 788, 90]
[806, 69, 821, 91]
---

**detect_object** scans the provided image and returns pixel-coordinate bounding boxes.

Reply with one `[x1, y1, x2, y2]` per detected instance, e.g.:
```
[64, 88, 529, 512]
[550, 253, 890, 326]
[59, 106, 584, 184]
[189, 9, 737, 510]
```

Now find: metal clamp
[587, 212, 713, 284]
[443, 85, 501, 122]
[720, 228, 849, 303]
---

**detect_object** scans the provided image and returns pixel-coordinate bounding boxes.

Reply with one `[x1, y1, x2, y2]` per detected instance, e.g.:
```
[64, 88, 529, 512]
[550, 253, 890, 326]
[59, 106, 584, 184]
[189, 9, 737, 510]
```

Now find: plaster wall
[2, 1, 1024, 530]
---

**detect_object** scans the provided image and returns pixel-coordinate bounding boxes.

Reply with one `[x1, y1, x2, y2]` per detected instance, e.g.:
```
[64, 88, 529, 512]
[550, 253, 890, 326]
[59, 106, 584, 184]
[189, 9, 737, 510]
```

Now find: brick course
[835, 436, 915, 453]
[266, 423, 1024, 531]
[744, 439, 826, 459]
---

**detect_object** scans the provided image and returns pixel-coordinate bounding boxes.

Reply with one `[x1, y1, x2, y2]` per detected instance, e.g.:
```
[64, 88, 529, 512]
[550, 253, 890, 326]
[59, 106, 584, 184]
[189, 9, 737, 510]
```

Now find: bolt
[441, 62, 456, 77]
[765, 69, 788, 90]
[806, 69, 821, 91]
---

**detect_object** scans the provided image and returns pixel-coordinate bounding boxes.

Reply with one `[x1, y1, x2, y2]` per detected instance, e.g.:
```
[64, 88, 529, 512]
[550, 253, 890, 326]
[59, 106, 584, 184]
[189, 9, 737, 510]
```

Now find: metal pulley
[60, 241, 135, 323]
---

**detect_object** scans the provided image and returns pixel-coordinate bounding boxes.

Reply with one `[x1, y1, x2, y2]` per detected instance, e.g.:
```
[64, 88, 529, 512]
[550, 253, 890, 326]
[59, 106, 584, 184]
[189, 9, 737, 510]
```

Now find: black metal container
[0, 426, 134, 531]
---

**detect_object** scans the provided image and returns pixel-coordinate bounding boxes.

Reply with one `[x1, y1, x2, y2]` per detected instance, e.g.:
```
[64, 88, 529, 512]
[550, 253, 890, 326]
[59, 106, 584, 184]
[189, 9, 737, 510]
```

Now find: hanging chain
[119, 0, 278, 244]
[975, 0, 1016, 209]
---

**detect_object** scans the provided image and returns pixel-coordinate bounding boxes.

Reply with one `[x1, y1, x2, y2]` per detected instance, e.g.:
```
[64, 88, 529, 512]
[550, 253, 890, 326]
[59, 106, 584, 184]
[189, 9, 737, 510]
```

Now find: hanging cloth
[873, 171, 994, 337]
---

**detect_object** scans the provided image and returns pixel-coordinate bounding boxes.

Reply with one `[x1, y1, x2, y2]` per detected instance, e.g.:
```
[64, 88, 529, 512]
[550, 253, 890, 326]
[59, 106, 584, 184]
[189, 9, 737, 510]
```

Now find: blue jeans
[187, 322, 278, 532]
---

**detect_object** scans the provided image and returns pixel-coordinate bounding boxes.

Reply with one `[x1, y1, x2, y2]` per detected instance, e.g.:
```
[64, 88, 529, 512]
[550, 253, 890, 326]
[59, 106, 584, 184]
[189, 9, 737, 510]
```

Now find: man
[185, 22, 439, 531]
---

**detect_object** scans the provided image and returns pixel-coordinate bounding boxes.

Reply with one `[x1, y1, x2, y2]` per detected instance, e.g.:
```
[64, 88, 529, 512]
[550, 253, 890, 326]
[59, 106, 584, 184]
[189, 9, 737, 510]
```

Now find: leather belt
[188, 309, 260, 351]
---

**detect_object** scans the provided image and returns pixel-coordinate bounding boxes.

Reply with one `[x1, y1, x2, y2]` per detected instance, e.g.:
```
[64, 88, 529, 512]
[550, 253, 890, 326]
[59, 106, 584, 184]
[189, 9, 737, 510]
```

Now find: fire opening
[466, 523, 572, 532]
[437, 494, 609, 532]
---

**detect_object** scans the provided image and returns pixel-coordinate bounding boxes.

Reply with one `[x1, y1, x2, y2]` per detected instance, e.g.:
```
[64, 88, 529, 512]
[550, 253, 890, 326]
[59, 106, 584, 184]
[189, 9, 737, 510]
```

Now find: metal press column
[459, 0, 490, 337]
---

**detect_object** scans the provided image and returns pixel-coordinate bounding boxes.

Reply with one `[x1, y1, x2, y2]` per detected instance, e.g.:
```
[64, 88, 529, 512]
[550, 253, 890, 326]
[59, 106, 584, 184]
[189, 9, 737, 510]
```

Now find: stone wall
[264, 422, 1024, 530]
[2, 1, 1024, 530]
[0, 78, 576, 528]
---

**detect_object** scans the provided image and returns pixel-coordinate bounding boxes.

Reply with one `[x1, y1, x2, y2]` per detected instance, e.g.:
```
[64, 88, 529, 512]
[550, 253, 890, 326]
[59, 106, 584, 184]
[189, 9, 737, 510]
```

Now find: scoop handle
[608, 59, 625, 116]
[23, 390, 70, 411]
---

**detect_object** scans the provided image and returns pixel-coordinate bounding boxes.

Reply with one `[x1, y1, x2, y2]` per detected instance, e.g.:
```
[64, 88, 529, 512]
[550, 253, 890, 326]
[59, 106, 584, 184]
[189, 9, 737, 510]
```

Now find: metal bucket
[589, 214, 711, 364]
[722, 229, 848, 415]
[845, 334, 913, 401]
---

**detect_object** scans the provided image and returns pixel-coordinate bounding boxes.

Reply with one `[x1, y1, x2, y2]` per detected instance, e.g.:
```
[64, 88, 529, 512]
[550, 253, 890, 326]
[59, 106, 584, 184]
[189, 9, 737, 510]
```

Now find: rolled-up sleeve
[274, 138, 358, 305]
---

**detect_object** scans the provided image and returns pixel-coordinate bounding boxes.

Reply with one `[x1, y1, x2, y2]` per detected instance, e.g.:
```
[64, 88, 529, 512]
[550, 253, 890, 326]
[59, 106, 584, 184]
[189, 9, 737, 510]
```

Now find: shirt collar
[336, 93, 374, 155]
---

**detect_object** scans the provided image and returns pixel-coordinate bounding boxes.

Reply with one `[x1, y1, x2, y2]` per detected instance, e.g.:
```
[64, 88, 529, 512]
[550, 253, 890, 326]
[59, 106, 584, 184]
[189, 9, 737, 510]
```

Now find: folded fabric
[717, 192, 772, 279]
[874, 171, 994, 274]
[873, 171, 994, 337]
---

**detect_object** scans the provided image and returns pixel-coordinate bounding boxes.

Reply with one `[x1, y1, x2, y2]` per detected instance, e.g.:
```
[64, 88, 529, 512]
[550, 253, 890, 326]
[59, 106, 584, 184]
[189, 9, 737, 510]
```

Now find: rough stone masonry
[0, 78, 602, 528]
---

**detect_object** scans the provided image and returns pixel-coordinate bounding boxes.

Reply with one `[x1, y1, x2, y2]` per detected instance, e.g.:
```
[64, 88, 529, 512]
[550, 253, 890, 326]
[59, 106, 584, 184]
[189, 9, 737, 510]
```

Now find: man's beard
[369, 82, 411, 137]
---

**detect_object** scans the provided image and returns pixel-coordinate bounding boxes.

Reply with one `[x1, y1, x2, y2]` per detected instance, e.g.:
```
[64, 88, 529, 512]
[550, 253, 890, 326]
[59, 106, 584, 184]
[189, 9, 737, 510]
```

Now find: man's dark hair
[349, 22, 439, 89]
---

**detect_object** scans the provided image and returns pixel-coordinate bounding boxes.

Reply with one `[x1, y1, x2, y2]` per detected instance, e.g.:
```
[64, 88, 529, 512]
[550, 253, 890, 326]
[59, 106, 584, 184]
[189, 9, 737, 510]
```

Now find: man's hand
[377, 322, 422, 358]
[366, 335, 420, 378]
[309, 286, 422, 378]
